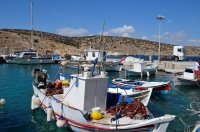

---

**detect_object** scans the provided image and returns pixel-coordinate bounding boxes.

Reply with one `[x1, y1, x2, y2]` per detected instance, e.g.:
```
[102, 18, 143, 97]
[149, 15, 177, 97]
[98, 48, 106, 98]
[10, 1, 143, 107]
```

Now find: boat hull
[125, 68, 156, 76]
[7, 58, 55, 64]
[104, 65, 122, 72]
[0, 57, 6, 63]
[173, 77, 198, 86]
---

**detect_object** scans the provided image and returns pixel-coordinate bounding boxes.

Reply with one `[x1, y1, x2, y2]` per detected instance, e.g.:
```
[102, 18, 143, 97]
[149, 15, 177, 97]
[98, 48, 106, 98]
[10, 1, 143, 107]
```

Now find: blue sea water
[0, 64, 200, 132]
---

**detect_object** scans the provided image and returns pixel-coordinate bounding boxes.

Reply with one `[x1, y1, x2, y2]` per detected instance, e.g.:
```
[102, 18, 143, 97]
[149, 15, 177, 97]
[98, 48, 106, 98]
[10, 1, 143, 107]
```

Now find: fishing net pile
[107, 99, 148, 119]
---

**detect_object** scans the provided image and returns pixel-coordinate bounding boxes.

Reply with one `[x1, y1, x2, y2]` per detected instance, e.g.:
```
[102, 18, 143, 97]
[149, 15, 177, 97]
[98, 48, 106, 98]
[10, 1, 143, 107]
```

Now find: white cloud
[141, 36, 148, 40]
[57, 27, 90, 37]
[163, 32, 170, 35]
[188, 40, 200, 46]
[153, 31, 188, 42]
[152, 31, 200, 46]
[104, 25, 135, 37]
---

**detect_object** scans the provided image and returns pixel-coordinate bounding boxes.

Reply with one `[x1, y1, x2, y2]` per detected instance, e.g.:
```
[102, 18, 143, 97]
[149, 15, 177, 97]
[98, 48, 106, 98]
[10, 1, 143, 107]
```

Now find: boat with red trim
[112, 78, 170, 95]
[31, 59, 175, 131]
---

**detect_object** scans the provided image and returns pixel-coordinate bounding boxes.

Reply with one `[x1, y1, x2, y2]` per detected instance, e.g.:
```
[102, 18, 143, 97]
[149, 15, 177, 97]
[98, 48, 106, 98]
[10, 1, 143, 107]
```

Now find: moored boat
[174, 67, 200, 86]
[112, 78, 170, 95]
[31, 62, 175, 131]
[123, 56, 157, 77]
[6, 50, 55, 64]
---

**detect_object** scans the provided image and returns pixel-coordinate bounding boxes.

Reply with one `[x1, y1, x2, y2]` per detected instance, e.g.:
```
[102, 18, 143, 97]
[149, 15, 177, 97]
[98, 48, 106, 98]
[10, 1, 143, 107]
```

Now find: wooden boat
[174, 67, 200, 86]
[112, 78, 170, 95]
[31, 61, 175, 131]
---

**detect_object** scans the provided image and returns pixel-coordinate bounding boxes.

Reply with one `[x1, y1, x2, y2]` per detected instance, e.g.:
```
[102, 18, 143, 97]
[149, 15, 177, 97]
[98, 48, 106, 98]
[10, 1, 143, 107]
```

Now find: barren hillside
[0, 29, 200, 56]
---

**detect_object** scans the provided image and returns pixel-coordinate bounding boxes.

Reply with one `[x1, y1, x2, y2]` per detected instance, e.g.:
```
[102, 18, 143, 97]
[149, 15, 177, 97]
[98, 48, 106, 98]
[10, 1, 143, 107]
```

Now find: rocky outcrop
[0, 29, 200, 56]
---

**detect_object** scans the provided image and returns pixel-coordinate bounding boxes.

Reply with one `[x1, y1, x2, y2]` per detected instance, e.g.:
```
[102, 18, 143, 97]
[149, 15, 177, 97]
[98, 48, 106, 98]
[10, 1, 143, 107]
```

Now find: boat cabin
[84, 49, 106, 62]
[63, 72, 108, 111]
[183, 67, 200, 80]
[19, 52, 39, 58]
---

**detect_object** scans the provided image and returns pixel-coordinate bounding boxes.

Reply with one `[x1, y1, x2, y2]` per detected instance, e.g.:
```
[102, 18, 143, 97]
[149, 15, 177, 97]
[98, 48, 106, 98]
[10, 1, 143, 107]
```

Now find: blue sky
[0, 0, 200, 46]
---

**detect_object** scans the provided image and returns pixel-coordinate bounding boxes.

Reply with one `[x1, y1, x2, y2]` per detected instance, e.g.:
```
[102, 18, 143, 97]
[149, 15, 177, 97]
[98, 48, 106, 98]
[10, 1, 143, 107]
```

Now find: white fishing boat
[174, 67, 200, 86]
[124, 62, 157, 77]
[31, 61, 175, 131]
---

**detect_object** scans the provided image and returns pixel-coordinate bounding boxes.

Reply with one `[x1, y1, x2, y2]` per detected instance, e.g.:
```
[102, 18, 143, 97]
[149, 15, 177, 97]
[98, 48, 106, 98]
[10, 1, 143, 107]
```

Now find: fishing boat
[174, 67, 200, 86]
[112, 78, 170, 95]
[31, 59, 175, 131]
[5, 50, 55, 64]
[124, 62, 157, 77]
[123, 56, 157, 77]
[62, 49, 122, 72]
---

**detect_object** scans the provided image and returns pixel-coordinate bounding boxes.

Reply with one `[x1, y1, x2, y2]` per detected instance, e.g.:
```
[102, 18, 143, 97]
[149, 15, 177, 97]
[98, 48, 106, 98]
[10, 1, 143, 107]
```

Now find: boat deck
[91, 114, 145, 126]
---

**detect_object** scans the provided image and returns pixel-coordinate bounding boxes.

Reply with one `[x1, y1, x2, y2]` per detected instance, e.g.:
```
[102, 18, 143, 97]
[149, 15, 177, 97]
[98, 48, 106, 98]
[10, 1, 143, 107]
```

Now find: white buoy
[0, 98, 6, 105]
[56, 116, 66, 128]
[31, 95, 40, 111]
[47, 106, 53, 122]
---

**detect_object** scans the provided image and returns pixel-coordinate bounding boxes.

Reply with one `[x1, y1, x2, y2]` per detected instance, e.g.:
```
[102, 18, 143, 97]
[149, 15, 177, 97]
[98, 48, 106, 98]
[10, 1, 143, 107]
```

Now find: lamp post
[156, 15, 165, 62]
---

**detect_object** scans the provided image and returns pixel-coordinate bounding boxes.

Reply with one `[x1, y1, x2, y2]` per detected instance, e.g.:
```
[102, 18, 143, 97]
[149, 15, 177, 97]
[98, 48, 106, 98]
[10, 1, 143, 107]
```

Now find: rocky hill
[0, 29, 200, 56]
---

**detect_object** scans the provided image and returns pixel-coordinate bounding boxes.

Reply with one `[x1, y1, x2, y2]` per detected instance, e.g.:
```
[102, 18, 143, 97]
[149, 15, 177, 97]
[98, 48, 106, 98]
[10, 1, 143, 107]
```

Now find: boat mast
[30, 0, 34, 50]
[97, 21, 105, 74]
[98, 20, 105, 52]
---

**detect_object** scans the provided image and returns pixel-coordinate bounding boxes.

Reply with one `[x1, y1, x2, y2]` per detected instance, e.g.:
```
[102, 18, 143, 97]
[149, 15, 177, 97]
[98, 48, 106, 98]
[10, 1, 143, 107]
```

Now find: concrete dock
[156, 61, 199, 72]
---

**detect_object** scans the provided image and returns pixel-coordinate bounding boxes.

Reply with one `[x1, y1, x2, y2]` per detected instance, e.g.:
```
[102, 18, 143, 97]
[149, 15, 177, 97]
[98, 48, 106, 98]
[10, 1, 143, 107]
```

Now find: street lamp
[156, 15, 165, 62]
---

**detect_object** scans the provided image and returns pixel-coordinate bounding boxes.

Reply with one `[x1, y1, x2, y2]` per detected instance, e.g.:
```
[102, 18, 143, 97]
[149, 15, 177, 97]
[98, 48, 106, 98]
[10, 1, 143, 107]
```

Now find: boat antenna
[98, 20, 106, 74]
[30, 0, 34, 50]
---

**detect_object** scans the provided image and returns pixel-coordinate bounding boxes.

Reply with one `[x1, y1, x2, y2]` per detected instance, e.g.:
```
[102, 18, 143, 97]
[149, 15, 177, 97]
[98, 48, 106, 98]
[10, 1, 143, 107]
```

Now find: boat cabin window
[23, 53, 37, 58]
[185, 68, 193, 73]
